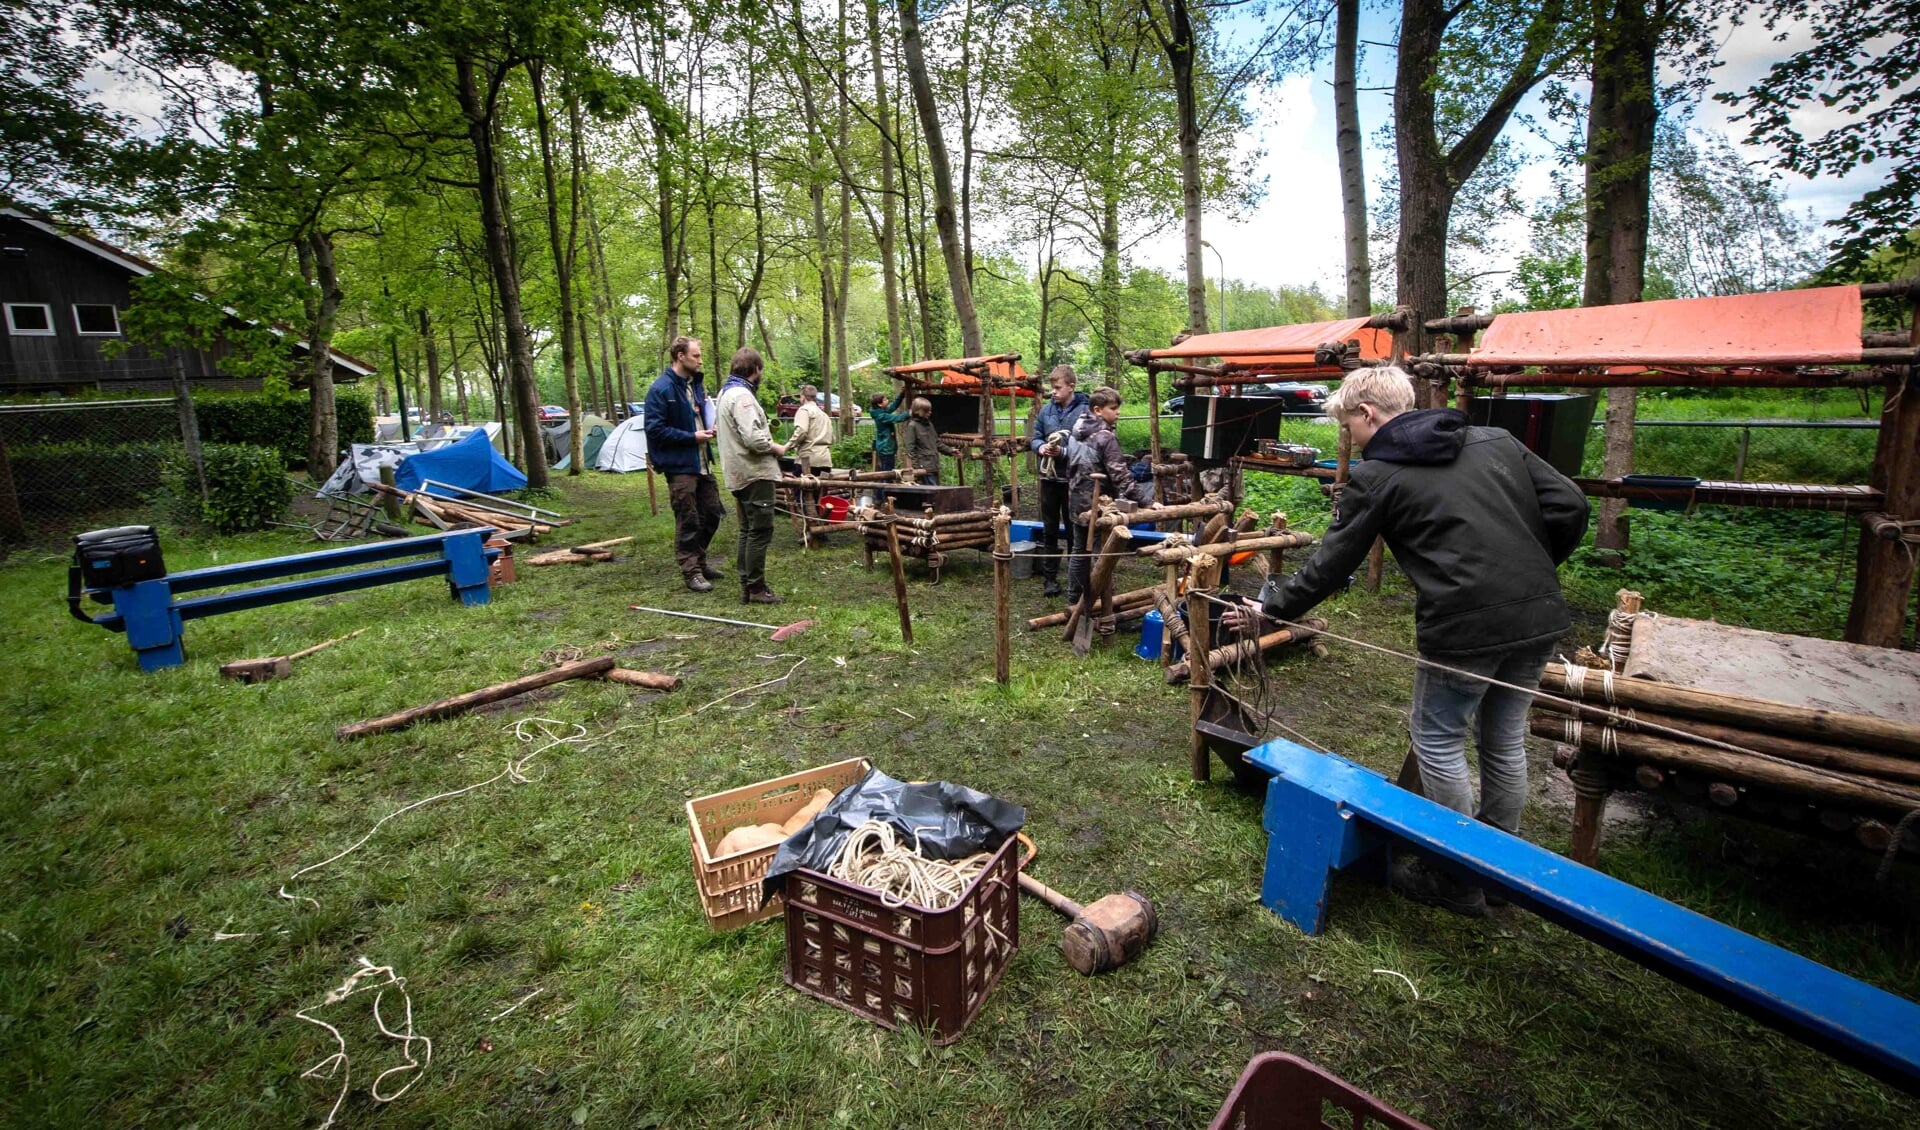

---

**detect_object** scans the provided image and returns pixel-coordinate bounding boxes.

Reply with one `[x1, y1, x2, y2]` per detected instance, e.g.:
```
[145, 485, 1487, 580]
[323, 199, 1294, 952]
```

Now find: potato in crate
[684, 758, 870, 931]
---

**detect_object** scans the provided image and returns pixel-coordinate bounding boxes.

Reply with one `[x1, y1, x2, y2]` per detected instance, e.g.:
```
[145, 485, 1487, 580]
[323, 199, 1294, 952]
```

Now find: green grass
[0, 473, 1915, 1127]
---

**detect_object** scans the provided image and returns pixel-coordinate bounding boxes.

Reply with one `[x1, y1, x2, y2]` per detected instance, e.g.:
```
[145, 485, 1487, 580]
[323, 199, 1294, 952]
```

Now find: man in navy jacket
[644, 336, 726, 592]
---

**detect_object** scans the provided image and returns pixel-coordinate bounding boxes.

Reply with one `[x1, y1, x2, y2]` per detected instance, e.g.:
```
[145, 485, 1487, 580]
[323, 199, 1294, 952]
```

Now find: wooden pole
[604, 668, 681, 690]
[993, 507, 1012, 685]
[377, 466, 404, 522]
[1844, 299, 1920, 646]
[1061, 524, 1133, 642]
[1148, 368, 1162, 467]
[1187, 554, 1220, 781]
[337, 657, 616, 740]
[1542, 663, 1920, 758]
[1025, 585, 1159, 629]
[1533, 715, 1920, 817]
[1535, 701, 1920, 785]
[1165, 617, 1327, 683]
[884, 501, 913, 645]
[1091, 497, 1232, 529]
[646, 466, 658, 515]
[0, 431, 25, 541]
[1150, 531, 1316, 563]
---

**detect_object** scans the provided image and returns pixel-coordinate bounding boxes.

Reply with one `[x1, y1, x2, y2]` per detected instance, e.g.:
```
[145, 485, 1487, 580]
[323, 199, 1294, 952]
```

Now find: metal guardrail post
[1734, 426, 1750, 482]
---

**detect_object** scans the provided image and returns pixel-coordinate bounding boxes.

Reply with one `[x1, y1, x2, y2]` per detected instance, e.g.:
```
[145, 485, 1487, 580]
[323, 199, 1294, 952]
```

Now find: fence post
[0, 430, 24, 540]
[171, 357, 208, 503]
[1733, 426, 1750, 482]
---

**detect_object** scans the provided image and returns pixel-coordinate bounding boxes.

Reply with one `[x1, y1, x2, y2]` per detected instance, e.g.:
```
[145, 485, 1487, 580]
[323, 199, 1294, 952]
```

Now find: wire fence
[0, 398, 189, 541]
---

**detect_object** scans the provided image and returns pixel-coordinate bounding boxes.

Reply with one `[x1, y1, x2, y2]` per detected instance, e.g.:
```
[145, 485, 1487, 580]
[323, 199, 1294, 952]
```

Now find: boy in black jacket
[1225, 366, 1589, 915]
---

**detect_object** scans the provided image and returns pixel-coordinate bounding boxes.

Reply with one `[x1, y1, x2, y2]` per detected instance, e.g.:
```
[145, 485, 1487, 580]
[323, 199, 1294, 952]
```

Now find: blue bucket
[1135, 608, 1184, 662]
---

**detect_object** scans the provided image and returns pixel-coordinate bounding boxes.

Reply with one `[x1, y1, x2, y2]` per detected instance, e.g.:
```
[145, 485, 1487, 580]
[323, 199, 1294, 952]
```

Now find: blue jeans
[1408, 642, 1554, 834]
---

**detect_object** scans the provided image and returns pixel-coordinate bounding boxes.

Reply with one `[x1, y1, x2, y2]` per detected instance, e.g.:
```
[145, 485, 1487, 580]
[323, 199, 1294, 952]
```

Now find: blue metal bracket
[1244, 738, 1920, 1095]
[80, 530, 499, 671]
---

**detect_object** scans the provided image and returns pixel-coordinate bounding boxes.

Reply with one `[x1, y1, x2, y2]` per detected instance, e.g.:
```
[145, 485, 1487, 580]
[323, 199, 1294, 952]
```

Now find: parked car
[613, 401, 645, 421]
[777, 392, 863, 419]
[1161, 382, 1328, 417]
[537, 404, 569, 422]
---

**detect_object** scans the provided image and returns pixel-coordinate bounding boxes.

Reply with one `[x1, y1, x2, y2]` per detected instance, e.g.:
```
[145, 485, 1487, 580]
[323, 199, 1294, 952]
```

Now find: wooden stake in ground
[883, 506, 913, 646]
[1187, 554, 1220, 782]
[337, 657, 616, 740]
[993, 507, 1012, 686]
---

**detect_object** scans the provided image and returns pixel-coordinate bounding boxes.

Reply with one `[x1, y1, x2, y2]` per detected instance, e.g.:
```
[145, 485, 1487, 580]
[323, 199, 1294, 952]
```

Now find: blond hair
[911, 396, 933, 417]
[1325, 365, 1415, 422]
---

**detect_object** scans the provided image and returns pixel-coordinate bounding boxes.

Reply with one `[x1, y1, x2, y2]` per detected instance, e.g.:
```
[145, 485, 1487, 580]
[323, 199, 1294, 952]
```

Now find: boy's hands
[1220, 597, 1269, 637]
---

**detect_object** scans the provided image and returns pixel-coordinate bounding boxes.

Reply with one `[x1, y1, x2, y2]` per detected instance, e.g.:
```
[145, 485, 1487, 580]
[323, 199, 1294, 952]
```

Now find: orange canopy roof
[1469, 287, 1866, 368]
[1145, 317, 1394, 372]
[887, 355, 1035, 395]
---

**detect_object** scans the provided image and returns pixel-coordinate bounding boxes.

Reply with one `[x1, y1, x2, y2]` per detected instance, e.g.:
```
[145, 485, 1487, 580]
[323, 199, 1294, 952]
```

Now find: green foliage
[169, 443, 291, 534]
[5, 441, 171, 515]
[192, 388, 373, 466]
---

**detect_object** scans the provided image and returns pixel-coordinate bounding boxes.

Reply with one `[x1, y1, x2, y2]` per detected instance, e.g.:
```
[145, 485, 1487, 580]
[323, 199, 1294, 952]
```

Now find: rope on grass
[829, 821, 992, 910]
[296, 956, 432, 1130]
[278, 718, 592, 909]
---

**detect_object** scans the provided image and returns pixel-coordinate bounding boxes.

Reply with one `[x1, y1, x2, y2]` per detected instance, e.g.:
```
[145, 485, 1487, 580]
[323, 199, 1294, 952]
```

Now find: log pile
[855, 501, 998, 577]
[1538, 589, 1920, 865]
[368, 481, 568, 540]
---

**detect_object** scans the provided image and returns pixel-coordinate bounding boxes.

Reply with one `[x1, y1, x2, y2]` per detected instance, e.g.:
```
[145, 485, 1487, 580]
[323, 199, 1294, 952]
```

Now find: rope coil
[828, 821, 993, 910]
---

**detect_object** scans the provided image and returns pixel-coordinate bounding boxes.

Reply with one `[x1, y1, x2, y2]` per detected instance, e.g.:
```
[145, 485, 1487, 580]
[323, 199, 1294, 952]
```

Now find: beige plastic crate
[685, 757, 871, 931]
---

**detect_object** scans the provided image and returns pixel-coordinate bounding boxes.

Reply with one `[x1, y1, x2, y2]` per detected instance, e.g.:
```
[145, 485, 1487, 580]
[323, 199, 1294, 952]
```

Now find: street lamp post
[1201, 239, 1227, 333]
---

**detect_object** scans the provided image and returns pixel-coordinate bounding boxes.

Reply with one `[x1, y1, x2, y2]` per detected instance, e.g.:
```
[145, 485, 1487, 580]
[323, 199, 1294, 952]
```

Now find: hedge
[192, 388, 373, 466]
[166, 443, 292, 534]
[6, 441, 172, 517]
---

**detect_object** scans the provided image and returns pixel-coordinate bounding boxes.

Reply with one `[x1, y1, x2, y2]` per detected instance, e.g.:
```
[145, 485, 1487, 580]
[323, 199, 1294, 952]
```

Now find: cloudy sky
[1132, 11, 1876, 297]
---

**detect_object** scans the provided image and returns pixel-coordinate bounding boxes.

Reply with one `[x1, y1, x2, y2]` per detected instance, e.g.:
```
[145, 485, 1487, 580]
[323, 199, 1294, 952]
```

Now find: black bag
[68, 526, 165, 622]
[762, 767, 1025, 902]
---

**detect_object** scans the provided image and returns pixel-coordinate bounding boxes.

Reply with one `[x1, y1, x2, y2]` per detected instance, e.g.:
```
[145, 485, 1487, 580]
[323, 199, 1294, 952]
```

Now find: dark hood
[1363, 408, 1468, 466]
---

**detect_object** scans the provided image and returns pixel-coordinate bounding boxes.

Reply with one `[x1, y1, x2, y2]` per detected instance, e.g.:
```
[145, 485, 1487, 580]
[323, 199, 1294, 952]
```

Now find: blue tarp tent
[393, 427, 529, 496]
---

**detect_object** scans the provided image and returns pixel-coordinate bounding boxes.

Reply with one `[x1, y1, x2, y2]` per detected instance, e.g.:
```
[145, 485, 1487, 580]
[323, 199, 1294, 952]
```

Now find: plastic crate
[1210, 1053, 1433, 1130]
[782, 833, 1019, 1045]
[685, 758, 871, 931]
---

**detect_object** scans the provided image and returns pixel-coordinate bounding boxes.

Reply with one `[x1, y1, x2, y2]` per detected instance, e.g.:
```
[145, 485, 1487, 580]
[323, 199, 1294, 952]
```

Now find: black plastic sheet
[762, 767, 1025, 900]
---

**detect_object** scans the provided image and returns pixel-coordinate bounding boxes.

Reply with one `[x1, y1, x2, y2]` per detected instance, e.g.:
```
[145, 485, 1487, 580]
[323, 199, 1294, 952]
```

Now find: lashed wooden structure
[884, 354, 1039, 502]
[1417, 280, 1920, 646]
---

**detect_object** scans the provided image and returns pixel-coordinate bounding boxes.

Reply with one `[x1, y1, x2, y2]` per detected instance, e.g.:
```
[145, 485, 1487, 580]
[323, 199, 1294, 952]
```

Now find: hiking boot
[1042, 578, 1062, 598]
[744, 583, 784, 605]
[701, 563, 726, 581]
[1389, 856, 1487, 918]
[1064, 590, 1082, 607]
[684, 572, 713, 593]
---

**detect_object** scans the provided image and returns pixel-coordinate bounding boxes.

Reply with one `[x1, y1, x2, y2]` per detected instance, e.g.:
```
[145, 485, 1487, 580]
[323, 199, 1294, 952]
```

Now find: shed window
[73, 304, 120, 335]
[5, 304, 54, 336]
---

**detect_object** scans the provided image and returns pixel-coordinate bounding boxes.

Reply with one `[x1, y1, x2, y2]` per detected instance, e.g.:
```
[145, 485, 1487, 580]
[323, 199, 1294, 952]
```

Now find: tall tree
[1393, 0, 1581, 389]
[1333, 0, 1369, 317]
[527, 57, 585, 472]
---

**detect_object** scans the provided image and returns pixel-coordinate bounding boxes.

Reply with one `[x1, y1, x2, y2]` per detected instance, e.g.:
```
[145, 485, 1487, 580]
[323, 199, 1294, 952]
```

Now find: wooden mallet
[1015, 837, 1158, 975]
[219, 628, 367, 684]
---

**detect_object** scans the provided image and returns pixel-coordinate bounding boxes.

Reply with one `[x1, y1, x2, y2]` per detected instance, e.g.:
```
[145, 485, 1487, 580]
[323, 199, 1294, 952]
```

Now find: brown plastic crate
[685, 757, 871, 931]
[1210, 1053, 1433, 1130]
[782, 833, 1019, 1045]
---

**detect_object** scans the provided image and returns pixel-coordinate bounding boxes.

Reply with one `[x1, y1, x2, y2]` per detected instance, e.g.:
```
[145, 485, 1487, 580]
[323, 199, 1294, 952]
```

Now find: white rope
[828, 821, 992, 910]
[488, 987, 544, 1022]
[296, 957, 432, 1130]
[278, 719, 591, 909]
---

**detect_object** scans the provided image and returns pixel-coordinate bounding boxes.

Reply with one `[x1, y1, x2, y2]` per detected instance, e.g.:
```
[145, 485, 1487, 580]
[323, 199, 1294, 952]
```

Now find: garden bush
[192, 388, 374, 466]
[166, 443, 292, 534]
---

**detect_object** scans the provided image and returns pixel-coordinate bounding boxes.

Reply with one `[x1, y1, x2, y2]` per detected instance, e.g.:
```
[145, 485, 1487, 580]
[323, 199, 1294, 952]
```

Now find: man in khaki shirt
[715, 348, 789, 603]
[789, 384, 835, 472]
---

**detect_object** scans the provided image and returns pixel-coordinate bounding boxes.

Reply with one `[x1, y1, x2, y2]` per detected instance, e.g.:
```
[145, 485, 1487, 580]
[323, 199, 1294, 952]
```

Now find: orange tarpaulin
[1146, 317, 1393, 372]
[1469, 286, 1866, 368]
[886, 355, 1035, 395]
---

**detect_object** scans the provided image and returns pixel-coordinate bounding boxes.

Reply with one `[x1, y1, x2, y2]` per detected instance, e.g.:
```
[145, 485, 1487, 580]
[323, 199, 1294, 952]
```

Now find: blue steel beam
[160, 533, 484, 594]
[1245, 738, 1920, 1095]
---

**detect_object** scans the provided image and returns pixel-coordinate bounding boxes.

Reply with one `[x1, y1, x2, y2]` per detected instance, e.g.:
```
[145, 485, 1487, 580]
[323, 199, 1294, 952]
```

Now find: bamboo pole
[337, 657, 616, 740]
[1188, 554, 1221, 781]
[1531, 715, 1920, 816]
[993, 508, 1012, 685]
[1542, 663, 1920, 758]
[1535, 701, 1920, 785]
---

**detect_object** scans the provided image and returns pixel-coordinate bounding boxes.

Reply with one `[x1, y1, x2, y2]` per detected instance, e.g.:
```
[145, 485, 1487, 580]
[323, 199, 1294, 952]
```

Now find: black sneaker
[1042, 579, 1062, 598]
[1389, 856, 1487, 918]
[684, 572, 713, 593]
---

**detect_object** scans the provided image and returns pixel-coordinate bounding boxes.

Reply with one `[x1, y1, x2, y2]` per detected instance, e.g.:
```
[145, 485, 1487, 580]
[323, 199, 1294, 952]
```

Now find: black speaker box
[1179, 395, 1288, 465]
[1468, 394, 1596, 478]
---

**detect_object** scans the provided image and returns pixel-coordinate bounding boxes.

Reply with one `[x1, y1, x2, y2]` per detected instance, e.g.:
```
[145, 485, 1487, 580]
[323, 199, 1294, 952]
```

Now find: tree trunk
[528, 59, 583, 473]
[296, 228, 341, 475]
[583, 173, 635, 411]
[1334, 0, 1371, 318]
[419, 306, 443, 427]
[1100, 183, 1123, 379]
[448, 323, 469, 424]
[456, 55, 547, 487]
[1584, 0, 1658, 561]
[866, 0, 903, 366]
[900, 0, 983, 362]
[736, 43, 771, 353]
[1160, 0, 1208, 335]
[836, 0, 854, 436]
[651, 116, 679, 348]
